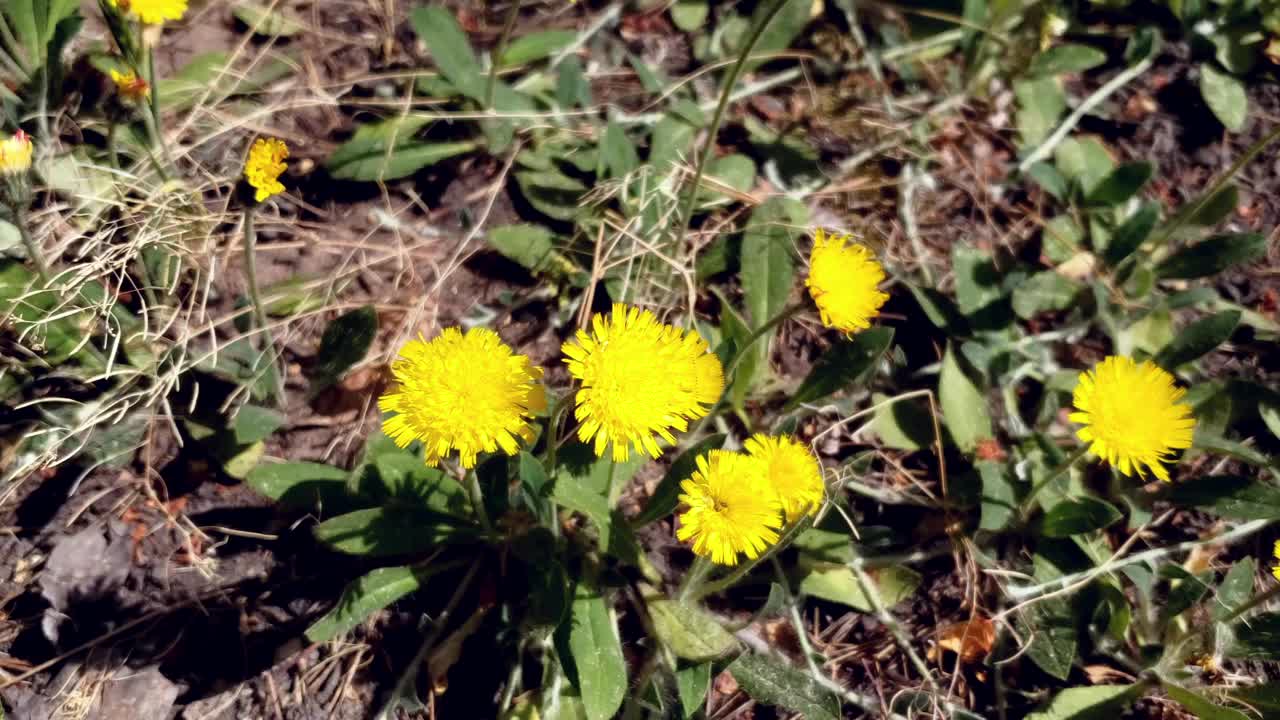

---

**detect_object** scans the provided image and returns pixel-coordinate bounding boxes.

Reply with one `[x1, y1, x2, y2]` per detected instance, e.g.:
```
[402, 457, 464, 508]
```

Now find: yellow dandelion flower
[110, 69, 150, 101]
[1069, 356, 1196, 482]
[676, 450, 782, 566]
[379, 327, 546, 468]
[562, 304, 724, 462]
[1272, 540, 1280, 582]
[805, 228, 890, 334]
[244, 138, 288, 202]
[0, 130, 33, 175]
[745, 433, 824, 522]
[107, 0, 187, 24]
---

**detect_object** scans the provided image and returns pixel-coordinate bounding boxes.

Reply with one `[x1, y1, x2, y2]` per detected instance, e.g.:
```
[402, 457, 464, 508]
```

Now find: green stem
[726, 301, 805, 376]
[672, 0, 792, 247]
[691, 518, 811, 602]
[1219, 580, 1280, 626]
[484, 1, 522, 110]
[676, 556, 713, 603]
[106, 120, 121, 171]
[468, 468, 493, 532]
[13, 205, 51, 285]
[144, 45, 175, 172]
[242, 205, 283, 404]
[1018, 445, 1089, 520]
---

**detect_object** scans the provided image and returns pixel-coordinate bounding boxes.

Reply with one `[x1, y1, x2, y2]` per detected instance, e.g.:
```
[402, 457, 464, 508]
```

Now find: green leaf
[1166, 475, 1280, 520]
[312, 305, 377, 390]
[1085, 161, 1154, 207]
[551, 465, 613, 553]
[1013, 272, 1082, 320]
[1200, 63, 1248, 132]
[739, 197, 805, 390]
[870, 393, 937, 451]
[1229, 612, 1280, 658]
[233, 2, 305, 36]
[787, 327, 893, 409]
[1165, 684, 1250, 720]
[1028, 162, 1069, 201]
[233, 405, 285, 444]
[1040, 496, 1122, 537]
[566, 589, 627, 720]
[633, 434, 725, 527]
[498, 29, 576, 67]
[556, 55, 591, 108]
[978, 460, 1017, 531]
[1020, 598, 1078, 681]
[157, 50, 295, 112]
[670, 1, 709, 31]
[364, 453, 471, 517]
[306, 565, 426, 642]
[728, 654, 839, 720]
[1229, 685, 1280, 714]
[674, 663, 711, 719]
[1170, 183, 1238, 229]
[1026, 685, 1138, 720]
[1015, 77, 1066, 147]
[717, 298, 760, 410]
[247, 461, 351, 510]
[1055, 136, 1115, 196]
[953, 246, 1004, 316]
[515, 169, 587, 221]
[645, 594, 737, 661]
[1155, 233, 1266, 280]
[327, 117, 476, 181]
[410, 6, 485, 99]
[651, 114, 697, 174]
[1103, 202, 1160, 266]
[1213, 557, 1256, 621]
[702, 153, 757, 203]
[487, 224, 557, 273]
[798, 564, 921, 612]
[744, 0, 812, 72]
[313, 507, 469, 556]
[1028, 44, 1108, 76]
[939, 343, 992, 453]
[1153, 310, 1239, 371]
[600, 122, 639, 180]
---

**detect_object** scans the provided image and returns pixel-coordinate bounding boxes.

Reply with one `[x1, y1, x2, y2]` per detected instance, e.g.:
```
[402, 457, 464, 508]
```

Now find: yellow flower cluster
[677, 434, 824, 566]
[805, 228, 889, 335]
[107, 0, 187, 25]
[0, 130, 33, 175]
[244, 138, 289, 202]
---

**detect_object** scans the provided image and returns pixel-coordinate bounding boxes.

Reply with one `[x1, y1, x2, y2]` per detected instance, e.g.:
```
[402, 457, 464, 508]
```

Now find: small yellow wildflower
[677, 450, 782, 566]
[562, 304, 724, 461]
[1272, 540, 1280, 581]
[244, 138, 288, 202]
[1069, 356, 1196, 482]
[805, 229, 890, 334]
[0, 130, 33, 175]
[745, 433, 824, 522]
[379, 327, 546, 468]
[107, 0, 188, 25]
[110, 69, 150, 101]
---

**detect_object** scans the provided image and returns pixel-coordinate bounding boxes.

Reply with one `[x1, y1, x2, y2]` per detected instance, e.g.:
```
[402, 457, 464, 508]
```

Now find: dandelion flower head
[1069, 356, 1195, 482]
[0, 130, 32, 175]
[107, 0, 188, 25]
[244, 138, 288, 202]
[380, 327, 546, 468]
[805, 229, 889, 334]
[677, 450, 782, 566]
[745, 433, 824, 522]
[110, 69, 150, 101]
[1271, 540, 1280, 582]
[562, 304, 724, 461]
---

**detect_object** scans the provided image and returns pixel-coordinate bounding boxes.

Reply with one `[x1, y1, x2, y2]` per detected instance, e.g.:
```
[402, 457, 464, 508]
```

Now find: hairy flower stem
[242, 206, 283, 404]
[13, 205, 51, 285]
[1018, 445, 1089, 521]
[690, 518, 811, 602]
[672, 0, 791, 248]
[485, 1, 522, 110]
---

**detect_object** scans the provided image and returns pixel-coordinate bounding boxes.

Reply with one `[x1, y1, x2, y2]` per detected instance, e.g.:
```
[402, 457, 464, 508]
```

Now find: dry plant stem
[485, 1, 522, 110]
[375, 562, 482, 720]
[673, 0, 791, 248]
[1017, 445, 1089, 520]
